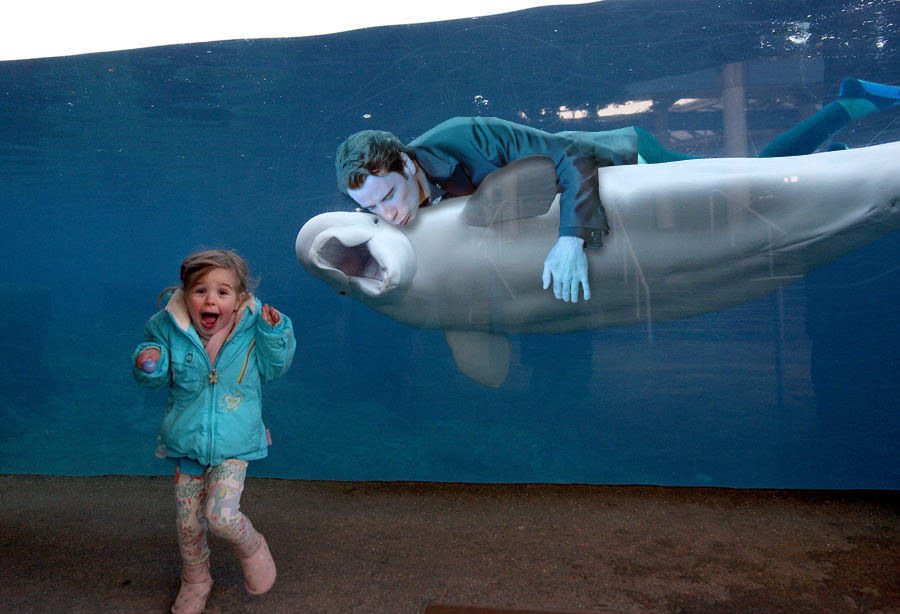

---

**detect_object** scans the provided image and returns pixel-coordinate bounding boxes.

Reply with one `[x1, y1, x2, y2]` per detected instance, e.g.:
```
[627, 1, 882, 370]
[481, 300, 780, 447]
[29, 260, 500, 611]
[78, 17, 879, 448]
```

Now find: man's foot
[839, 77, 900, 111]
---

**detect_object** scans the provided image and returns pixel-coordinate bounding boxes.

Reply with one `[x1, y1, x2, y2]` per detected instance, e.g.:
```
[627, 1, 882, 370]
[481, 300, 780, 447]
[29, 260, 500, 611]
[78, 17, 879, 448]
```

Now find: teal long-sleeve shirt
[408, 117, 639, 248]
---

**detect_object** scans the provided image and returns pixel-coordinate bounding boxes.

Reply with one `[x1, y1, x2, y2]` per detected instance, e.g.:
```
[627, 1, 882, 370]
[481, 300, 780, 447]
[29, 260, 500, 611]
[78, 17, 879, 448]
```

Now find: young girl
[132, 249, 295, 613]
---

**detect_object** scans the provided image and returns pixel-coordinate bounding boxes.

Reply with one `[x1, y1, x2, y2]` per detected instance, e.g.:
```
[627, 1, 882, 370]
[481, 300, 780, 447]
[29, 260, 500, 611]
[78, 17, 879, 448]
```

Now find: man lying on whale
[300, 140, 900, 386]
[335, 77, 900, 303]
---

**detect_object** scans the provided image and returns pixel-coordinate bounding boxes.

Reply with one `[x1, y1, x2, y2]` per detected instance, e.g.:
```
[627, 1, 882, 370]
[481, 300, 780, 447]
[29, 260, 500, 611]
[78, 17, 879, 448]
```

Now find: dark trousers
[636, 101, 852, 162]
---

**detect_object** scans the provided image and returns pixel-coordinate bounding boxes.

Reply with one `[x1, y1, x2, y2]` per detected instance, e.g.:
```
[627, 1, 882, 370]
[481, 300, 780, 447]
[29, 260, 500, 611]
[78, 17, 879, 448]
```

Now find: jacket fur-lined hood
[164, 288, 257, 338]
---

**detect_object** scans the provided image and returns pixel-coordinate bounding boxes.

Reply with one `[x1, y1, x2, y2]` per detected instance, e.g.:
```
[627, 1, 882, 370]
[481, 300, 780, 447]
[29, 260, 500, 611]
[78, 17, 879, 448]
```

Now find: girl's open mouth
[200, 312, 219, 329]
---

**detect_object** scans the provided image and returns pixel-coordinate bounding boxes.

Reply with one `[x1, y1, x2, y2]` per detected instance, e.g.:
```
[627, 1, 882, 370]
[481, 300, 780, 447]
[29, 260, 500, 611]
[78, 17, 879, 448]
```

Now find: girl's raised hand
[261, 304, 281, 326]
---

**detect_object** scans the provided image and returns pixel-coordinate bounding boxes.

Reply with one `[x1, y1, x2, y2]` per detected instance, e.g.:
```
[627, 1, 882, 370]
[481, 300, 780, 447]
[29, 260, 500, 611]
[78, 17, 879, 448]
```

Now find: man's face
[347, 153, 423, 226]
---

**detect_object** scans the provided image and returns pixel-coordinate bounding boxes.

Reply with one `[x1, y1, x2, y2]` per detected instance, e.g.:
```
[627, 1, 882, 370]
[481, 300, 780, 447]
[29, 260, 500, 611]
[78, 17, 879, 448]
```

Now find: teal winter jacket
[132, 290, 295, 468]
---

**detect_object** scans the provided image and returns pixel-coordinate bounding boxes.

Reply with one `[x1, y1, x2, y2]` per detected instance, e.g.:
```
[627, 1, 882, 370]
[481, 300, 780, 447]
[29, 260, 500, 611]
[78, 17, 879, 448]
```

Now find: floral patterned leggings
[174, 459, 254, 565]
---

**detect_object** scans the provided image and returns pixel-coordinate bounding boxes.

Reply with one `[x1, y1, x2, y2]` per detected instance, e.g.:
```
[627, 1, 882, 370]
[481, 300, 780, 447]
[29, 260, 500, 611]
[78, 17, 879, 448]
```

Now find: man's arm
[465, 118, 611, 302]
[412, 117, 631, 302]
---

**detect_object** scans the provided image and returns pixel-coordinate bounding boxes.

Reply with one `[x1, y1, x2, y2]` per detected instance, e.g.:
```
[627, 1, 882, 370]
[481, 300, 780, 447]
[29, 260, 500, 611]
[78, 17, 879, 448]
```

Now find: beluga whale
[296, 142, 900, 387]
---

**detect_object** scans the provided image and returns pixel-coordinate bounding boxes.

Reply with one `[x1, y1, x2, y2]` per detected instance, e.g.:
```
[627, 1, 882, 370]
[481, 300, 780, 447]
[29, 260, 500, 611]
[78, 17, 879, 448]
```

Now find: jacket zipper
[201, 331, 219, 467]
[208, 357, 217, 467]
[204, 335, 251, 464]
[170, 309, 225, 466]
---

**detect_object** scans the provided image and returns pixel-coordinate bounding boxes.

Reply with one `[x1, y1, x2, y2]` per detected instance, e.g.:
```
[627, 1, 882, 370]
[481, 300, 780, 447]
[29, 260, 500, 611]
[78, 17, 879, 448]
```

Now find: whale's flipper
[460, 155, 558, 227]
[445, 330, 510, 387]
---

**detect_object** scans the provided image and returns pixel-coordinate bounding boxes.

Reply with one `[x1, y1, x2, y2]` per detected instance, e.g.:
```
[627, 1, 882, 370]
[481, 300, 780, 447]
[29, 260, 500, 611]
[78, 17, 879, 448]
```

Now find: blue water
[1, 0, 898, 488]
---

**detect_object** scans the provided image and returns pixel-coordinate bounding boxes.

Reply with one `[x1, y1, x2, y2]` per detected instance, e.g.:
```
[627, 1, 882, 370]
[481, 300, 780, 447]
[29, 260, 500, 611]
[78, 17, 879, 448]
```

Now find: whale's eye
[373, 218, 379, 224]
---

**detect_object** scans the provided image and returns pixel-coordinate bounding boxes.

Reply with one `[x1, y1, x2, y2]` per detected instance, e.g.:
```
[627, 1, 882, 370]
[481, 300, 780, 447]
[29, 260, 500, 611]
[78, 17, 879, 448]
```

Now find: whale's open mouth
[320, 238, 385, 281]
[297, 212, 417, 302]
[315, 236, 393, 296]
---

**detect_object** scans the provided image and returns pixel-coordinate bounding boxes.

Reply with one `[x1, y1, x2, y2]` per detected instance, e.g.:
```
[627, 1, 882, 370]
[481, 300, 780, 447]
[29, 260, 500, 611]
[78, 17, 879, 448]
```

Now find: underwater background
[1, 0, 897, 488]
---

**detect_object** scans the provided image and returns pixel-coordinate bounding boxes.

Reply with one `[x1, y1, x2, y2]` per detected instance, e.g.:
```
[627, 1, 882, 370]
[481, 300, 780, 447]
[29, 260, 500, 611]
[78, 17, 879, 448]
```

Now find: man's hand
[541, 236, 591, 302]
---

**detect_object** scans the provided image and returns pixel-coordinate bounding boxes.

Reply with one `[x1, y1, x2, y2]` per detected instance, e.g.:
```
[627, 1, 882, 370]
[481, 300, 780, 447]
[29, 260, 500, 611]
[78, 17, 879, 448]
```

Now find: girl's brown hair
[159, 249, 255, 306]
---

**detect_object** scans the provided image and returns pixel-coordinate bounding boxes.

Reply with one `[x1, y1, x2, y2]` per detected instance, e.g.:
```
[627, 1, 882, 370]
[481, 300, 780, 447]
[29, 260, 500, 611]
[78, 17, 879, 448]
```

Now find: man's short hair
[335, 130, 417, 193]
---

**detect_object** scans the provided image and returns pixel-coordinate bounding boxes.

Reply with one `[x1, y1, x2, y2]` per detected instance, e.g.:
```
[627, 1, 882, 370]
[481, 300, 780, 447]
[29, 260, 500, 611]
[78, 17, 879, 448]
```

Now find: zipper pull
[207, 369, 219, 384]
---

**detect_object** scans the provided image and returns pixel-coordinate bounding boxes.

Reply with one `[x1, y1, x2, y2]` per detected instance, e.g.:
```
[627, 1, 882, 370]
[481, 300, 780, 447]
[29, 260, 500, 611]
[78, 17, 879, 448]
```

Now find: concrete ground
[0, 475, 897, 613]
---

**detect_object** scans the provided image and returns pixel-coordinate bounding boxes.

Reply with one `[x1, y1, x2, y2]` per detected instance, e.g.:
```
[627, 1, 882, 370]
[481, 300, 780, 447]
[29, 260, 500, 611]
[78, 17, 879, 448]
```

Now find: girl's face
[186, 267, 244, 337]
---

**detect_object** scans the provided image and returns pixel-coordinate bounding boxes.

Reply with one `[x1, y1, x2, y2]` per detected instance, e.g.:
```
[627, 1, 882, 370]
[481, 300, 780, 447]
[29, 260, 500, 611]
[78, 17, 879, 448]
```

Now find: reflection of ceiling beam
[542, 57, 828, 124]
[624, 57, 826, 100]
[664, 109, 806, 131]
[669, 130, 715, 141]
[669, 98, 720, 113]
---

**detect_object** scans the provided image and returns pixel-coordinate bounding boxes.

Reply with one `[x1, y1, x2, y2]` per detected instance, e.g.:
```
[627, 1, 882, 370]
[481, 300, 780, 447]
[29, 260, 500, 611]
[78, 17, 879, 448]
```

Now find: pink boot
[234, 529, 276, 595]
[171, 559, 213, 613]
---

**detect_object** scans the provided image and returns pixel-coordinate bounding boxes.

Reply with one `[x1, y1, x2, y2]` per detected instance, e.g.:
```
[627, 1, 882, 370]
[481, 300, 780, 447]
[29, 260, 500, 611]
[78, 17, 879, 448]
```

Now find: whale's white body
[297, 142, 900, 386]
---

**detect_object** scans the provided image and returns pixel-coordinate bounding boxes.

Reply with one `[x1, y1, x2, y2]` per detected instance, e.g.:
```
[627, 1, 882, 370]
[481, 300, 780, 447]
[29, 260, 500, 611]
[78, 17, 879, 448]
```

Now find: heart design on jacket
[222, 391, 245, 413]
